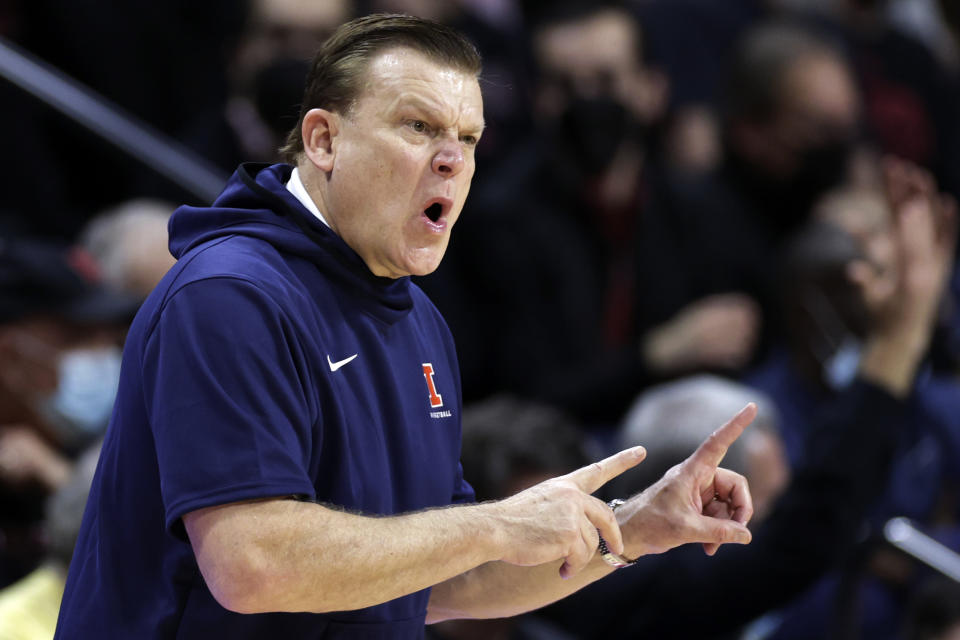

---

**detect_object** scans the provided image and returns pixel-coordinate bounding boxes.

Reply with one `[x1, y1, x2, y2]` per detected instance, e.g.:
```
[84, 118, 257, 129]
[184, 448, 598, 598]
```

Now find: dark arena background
[2, 1, 960, 638]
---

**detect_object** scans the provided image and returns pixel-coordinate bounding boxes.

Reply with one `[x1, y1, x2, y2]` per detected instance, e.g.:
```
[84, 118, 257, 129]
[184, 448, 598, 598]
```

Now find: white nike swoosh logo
[327, 354, 358, 372]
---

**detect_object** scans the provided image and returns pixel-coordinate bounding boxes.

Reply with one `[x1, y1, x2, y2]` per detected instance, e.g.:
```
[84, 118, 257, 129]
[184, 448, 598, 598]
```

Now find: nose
[432, 140, 465, 178]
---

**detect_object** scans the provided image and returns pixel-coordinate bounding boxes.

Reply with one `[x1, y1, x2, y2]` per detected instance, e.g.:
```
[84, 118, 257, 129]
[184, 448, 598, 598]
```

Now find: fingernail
[632, 446, 646, 458]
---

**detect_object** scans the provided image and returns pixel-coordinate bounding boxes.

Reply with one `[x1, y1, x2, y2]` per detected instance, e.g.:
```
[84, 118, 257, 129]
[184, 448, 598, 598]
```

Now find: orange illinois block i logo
[421, 363, 444, 408]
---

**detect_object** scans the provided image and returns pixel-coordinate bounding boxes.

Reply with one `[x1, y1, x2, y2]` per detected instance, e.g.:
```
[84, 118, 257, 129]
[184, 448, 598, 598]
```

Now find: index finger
[564, 446, 646, 494]
[688, 403, 757, 469]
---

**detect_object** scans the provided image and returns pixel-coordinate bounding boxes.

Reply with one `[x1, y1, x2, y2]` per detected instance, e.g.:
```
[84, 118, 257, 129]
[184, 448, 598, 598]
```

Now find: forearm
[187, 447, 646, 616]
[430, 497, 662, 622]
[858, 323, 929, 398]
[186, 498, 506, 614]
[427, 553, 614, 622]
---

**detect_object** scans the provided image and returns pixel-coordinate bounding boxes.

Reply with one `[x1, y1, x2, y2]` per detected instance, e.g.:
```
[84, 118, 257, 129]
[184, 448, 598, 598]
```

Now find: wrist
[859, 328, 929, 398]
[597, 499, 639, 568]
[613, 497, 649, 562]
[469, 501, 515, 564]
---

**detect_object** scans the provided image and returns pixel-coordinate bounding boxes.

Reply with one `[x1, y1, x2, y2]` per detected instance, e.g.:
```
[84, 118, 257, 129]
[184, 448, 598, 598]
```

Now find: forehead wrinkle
[362, 49, 483, 129]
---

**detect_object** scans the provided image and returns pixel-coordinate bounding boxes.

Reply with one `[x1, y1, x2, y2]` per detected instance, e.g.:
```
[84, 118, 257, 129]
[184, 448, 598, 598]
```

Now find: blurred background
[2, 0, 960, 638]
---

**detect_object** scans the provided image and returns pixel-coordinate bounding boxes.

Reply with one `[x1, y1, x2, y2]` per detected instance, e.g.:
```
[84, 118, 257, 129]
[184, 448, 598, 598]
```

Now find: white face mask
[823, 337, 862, 391]
[38, 345, 122, 447]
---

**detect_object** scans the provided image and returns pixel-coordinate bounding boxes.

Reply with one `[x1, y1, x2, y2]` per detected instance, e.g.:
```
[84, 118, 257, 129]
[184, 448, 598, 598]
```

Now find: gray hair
[617, 375, 780, 495]
[80, 199, 174, 296]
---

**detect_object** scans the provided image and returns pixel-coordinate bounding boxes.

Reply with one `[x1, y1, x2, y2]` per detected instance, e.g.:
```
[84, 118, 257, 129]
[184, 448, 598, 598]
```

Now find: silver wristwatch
[597, 498, 637, 569]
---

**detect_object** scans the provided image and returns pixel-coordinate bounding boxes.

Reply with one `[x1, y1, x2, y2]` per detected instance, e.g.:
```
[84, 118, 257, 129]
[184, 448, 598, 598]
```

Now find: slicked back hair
[279, 13, 482, 163]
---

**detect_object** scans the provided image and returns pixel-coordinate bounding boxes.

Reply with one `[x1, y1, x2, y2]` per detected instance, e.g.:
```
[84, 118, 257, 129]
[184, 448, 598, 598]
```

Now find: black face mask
[787, 137, 854, 206]
[551, 95, 646, 178]
[253, 56, 311, 140]
[729, 135, 855, 230]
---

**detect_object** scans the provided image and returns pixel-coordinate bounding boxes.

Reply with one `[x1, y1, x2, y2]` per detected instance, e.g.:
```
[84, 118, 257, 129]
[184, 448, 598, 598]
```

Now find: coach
[55, 14, 753, 639]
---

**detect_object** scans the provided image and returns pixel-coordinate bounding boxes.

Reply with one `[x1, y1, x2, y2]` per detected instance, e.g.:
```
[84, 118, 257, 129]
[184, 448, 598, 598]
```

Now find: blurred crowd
[2, 0, 960, 638]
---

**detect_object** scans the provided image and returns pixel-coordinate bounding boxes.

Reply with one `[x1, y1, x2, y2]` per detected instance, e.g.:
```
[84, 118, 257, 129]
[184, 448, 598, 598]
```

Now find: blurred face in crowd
[305, 47, 484, 278]
[533, 9, 666, 176]
[816, 188, 897, 285]
[0, 318, 124, 446]
[775, 53, 860, 171]
[229, 0, 352, 148]
[239, 0, 351, 68]
[741, 52, 860, 185]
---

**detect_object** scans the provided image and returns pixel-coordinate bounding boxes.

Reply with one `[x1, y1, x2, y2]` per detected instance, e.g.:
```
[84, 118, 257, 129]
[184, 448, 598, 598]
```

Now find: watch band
[597, 499, 637, 569]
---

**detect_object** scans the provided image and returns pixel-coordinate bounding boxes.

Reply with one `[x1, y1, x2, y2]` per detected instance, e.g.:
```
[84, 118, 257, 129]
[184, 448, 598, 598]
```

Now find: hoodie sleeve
[142, 276, 318, 532]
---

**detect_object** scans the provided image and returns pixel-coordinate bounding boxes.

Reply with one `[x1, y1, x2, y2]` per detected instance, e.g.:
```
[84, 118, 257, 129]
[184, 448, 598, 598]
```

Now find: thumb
[696, 518, 752, 556]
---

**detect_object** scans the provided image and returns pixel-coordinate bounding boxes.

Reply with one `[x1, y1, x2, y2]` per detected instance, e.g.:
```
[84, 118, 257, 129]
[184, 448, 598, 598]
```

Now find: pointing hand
[618, 403, 757, 558]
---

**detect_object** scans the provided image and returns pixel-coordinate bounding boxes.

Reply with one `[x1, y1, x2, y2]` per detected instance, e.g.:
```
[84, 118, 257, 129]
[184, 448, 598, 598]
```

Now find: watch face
[597, 532, 633, 569]
[601, 551, 631, 569]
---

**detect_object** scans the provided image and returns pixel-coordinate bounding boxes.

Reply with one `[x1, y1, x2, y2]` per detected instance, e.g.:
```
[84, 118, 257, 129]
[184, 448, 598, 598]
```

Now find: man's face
[766, 53, 860, 176]
[531, 10, 665, 181]
[533, 9, 648, 123]
[323, 47, 483, 278]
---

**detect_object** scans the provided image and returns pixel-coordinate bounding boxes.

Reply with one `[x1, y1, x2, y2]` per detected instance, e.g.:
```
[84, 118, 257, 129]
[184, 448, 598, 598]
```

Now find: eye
[461, 134, 478, 146]
[408, 120, 429, 133]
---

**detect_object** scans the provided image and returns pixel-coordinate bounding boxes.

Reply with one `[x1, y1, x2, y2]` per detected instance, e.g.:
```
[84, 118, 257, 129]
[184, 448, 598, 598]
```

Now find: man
[0, 238, 137, 587]
[636, 21, 863, 366]
[79, 198, 177, 299]
[0, 442, 101, 640]
[421, 4, 759, 424]
[56, 15, 754, 638]
[539, 158, 957, 638]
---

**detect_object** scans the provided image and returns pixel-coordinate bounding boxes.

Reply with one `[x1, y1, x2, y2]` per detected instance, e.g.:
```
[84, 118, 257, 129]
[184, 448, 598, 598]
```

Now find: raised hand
[643, 293, 762, 373]
[849, 157, 957, 337]
[618, 403, 757, 557]
[0, 425, 72, 490]
[487, 446, 647, 579]
[846, 158, 957, 396]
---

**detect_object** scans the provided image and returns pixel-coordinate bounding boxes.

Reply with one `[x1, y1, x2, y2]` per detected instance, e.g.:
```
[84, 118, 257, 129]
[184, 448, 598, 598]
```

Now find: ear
[302, 108, 340, 173]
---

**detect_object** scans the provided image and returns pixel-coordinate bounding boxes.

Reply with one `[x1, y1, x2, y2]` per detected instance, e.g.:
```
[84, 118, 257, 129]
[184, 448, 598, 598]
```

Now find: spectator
[80, 199, 177, 299]
[181, 0, 354, 172]
[0, 443, 101, 640]
[747, 166, 960, 640]
[840, 0, 960, 201]
[905, 578, 960, 640]
[636, 21, 862, 365]
[536, 155, 955, 639]
[0, 239, 137, 586]
[421, 2, 759, 424]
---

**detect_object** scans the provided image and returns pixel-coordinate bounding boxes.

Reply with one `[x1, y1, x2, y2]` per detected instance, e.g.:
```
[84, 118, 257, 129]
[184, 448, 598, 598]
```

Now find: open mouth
[424, 202, 443, 223]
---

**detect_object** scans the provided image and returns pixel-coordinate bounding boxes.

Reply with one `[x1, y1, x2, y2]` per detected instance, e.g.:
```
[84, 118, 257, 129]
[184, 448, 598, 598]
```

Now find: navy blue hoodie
[56, 164, 473, 639]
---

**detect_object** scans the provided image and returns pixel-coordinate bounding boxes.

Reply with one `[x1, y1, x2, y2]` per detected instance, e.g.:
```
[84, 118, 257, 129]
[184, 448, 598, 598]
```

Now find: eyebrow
[391, 93, 485, 133]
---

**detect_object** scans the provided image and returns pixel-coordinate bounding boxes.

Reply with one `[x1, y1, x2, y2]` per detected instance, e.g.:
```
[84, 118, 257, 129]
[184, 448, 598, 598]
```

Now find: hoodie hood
[168, 163, 413, 321]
